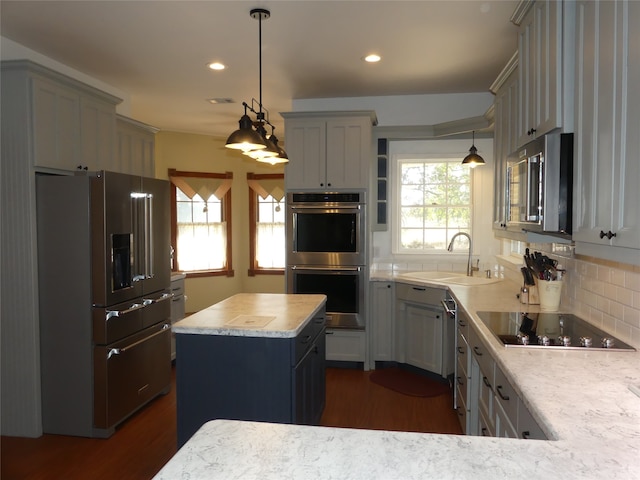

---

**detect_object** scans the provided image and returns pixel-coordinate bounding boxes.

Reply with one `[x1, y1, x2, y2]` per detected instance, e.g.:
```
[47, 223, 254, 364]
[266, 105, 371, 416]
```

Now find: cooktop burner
[476, 311, 635, 351]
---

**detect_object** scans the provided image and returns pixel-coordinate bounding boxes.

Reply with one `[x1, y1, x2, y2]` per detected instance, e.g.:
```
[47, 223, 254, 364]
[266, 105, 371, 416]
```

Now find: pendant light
[225, 8, 288, 163]
[461, 131, 485, 168]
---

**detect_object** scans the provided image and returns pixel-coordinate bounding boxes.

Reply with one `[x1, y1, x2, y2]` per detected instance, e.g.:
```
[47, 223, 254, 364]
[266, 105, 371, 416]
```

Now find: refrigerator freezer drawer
[93, 291, 171, 345]
[93, 322, 171, 433]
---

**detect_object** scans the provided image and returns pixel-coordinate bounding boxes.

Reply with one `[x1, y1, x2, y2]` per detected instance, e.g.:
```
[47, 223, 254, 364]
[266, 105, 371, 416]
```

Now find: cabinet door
[404, 304, 443, 375]
[493, 67, 518, 231]
[116, 117, 156, 177]
[294, 331, 326, 425]
[32, 76, 81, 170]
[80, 96, 116, 171]
[325, 117, 371, 189]
[573, 0, 640, 253]
[371, 282, 394, 362]
[284, 118, 326, 189]
[516, 0, 562, 147]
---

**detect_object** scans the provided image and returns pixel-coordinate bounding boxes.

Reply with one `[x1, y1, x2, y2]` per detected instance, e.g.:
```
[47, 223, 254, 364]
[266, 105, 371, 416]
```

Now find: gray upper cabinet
[572, 0, 640, 262]
[512, 0, 574, 148]
[3, 61, 122, 172]
[116, 115, 158, 177]
[282, 111, 377, 191]
[490, 53, 518, 233]
[31, 76, 83, 170]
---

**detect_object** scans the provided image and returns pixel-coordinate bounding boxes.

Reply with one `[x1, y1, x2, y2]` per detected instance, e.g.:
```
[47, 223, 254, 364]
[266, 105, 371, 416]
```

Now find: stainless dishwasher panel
[93, 322, 171, 435]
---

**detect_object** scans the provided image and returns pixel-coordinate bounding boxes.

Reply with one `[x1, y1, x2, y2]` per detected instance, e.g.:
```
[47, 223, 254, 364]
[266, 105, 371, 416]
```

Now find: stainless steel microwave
[506, 133, 573, 235]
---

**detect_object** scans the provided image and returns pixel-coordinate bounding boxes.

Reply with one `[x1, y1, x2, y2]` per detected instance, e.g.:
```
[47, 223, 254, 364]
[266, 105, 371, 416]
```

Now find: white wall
[293, 92, 494, 126]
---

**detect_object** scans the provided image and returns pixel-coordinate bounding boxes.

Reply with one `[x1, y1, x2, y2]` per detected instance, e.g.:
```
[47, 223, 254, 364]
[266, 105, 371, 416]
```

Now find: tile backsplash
[514, 242, 640, 347]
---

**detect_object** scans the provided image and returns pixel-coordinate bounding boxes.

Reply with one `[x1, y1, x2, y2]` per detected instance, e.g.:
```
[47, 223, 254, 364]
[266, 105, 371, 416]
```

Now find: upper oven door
[287, 203, 365, 266]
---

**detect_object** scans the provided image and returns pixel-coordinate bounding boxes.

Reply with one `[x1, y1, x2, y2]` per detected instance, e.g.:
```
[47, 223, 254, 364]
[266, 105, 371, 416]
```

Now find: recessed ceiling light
[208, 62, 226, 71]
[363, 54, 381, 63]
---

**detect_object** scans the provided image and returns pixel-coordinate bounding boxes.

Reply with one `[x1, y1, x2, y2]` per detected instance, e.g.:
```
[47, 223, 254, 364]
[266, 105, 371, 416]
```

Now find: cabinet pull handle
[599, 230, 617, 240]
[483, 376, 491, 388]
[457, 407, 464, 417]
[522, 431, 531, 439]
[457, 346, 464, 354]
[300, 335, 312, 344]
[473, 346, 483, 356]
[496, 385, 510, 401]
[411, 287, 426, 291]
[458, 320, 467, 327]
[456, 376, 464, 386]
[481, 427, 489, 436]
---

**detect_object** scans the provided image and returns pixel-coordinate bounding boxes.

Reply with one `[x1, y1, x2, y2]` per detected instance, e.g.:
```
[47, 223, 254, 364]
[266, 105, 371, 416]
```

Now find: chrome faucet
[447, 232, 478, 277]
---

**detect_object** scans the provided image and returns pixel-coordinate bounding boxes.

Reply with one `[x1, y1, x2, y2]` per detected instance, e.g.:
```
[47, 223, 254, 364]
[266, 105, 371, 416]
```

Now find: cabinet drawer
[455, 397, 467, 434]
[396, 283, 446, 305]
[457, 312, 470, 341]
[456, 362, 469, 405]
[469, 327, 494, 386]
[479, 408, 495, 438]
[170, 280, 185, 297]
[518, 400, 547, 440]
[494, 365, 518, 425]
[456, 330, 469, 375]
[479, 373, 494, 432]
[295, 313, 326, 364]
[325, 329, 366, 362]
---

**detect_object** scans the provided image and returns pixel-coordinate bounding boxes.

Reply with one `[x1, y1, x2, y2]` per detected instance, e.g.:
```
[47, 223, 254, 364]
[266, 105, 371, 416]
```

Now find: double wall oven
[286, 192, 366, 330]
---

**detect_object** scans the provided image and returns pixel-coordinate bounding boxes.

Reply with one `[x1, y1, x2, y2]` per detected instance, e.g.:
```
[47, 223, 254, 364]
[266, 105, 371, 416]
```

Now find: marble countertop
[157, 278, 640, 479]
[171, 293, 326, 338]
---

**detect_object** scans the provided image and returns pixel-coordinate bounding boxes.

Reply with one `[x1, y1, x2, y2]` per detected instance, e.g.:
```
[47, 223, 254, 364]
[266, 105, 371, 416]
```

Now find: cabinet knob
[527, 128, 537, 136]
[599, 230, 617, 240]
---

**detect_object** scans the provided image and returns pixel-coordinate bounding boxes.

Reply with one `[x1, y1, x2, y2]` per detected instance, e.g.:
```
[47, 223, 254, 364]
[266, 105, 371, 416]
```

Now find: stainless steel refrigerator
[36, 171, 172, 438]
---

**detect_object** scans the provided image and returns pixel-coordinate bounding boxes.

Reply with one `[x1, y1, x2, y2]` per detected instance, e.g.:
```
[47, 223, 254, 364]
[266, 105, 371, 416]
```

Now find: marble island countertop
[171, 293, 326, 338]
[158, 279, 640, 479]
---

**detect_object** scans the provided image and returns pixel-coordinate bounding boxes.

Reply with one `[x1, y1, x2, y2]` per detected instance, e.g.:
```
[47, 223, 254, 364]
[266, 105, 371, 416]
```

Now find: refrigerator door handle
[142, 292, 173, 305]
[107, 323, 170, 359]
[105, 303, 144, 320]
[144, 193, 154, 280]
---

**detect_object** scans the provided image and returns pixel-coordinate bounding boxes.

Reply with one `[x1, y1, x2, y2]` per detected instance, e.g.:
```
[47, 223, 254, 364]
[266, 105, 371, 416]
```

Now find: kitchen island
[173, 293, 327, 448]
[160, 282, 640, 479]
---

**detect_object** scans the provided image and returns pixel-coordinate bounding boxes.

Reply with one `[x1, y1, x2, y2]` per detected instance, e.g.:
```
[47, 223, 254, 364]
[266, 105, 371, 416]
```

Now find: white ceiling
[0, 0, 519, 138]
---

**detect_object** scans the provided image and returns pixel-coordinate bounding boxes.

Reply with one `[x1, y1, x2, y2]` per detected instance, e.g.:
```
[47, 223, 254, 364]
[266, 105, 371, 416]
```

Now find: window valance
[246, 173, 285, 201]
[169, 169, 233, 200]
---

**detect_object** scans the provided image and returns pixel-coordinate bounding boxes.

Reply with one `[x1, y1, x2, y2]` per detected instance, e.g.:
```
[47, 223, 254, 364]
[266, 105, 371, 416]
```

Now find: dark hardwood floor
[1, 366, 462, 479]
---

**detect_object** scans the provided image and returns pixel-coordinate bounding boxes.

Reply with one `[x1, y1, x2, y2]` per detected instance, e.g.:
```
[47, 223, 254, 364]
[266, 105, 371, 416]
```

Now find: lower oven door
[287, 266, 365, 330]
[93, 322, 171, 432]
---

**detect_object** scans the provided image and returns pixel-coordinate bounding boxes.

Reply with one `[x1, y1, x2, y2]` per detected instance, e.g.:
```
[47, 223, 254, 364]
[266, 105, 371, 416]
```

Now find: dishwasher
[441, 293, 459, 409]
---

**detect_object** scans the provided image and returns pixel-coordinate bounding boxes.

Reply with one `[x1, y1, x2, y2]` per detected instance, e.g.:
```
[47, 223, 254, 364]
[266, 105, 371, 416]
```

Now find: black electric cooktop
[476, 311, 635, 351]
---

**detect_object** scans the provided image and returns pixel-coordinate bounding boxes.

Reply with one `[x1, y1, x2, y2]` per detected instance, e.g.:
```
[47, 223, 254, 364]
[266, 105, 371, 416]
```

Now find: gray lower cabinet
[395, 283, 452, 378]
[458, 313, 547, 440]
[176, 309, 326, 448]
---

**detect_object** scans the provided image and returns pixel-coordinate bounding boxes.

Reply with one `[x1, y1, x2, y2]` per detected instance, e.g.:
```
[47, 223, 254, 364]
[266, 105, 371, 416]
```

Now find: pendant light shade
[462, 131, 485, 168]
[225, 112, 266, 151]
[224, 8, 288, 163]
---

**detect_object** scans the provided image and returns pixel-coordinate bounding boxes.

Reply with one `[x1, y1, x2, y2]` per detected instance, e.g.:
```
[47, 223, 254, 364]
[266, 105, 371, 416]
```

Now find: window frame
[169, 168, 234, 278]
[247, 172, 285, 276]
[392, 154, 474, 255]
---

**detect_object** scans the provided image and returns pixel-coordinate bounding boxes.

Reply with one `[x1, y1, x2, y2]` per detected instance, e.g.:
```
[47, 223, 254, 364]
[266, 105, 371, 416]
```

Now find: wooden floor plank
[1, 366, 462, 479]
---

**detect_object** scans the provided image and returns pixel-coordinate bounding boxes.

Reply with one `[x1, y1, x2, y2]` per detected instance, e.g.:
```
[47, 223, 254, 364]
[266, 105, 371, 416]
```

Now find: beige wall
[155, 131, 286, 313]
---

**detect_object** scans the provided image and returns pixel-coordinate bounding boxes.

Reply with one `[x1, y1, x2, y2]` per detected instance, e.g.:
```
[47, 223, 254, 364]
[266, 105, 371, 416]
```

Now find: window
[169, 169, 233, 277]
[395, 156, 472, 253]
[247, 173, 285, 275]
